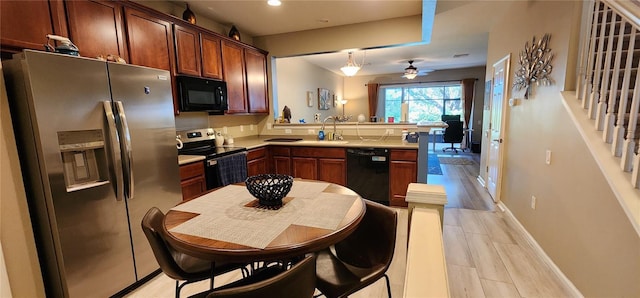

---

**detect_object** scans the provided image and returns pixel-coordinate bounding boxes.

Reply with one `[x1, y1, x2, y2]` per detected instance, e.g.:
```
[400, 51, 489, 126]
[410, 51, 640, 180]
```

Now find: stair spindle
[583, 0, 602, 108]
[620, 56, 640, 171]
[604, 19, 627, 142]
[589, 7, 611, 118]
[596, 10, 619, 130]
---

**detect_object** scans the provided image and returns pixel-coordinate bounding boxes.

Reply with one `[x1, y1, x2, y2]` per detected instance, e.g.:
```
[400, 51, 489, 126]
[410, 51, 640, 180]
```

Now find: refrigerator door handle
[103, 101, 125, 201]
[115, 101, 135, 199]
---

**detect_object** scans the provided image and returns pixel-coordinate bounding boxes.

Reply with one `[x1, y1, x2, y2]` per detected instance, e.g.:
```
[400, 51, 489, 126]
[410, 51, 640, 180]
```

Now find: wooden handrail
[403, 208, 449, 298]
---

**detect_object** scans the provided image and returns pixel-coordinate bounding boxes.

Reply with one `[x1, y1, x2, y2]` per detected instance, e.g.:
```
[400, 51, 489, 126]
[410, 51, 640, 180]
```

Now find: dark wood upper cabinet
[124, 7, 173, 71]
[174, 24, 201, 76]
[221, 40, 247, 113]
[200, 33, 223, 80]
[65, 0, 126, 60]
[1, 0, 67, 52]
[245, 48, 268, 113]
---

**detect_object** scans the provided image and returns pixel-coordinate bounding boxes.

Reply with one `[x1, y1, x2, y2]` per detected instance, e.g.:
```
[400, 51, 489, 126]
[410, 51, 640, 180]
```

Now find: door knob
[492, 138, 503, 143]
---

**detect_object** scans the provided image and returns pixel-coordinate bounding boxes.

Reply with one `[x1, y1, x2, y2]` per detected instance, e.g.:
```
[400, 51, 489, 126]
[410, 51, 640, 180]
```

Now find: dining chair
[141, 207, 248, 298]
[315, 200, 398, 298]
[188, 254, 317, 298]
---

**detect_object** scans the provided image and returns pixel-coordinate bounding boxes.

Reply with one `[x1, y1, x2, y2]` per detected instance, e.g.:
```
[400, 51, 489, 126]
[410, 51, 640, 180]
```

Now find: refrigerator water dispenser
[58, 129, 110, 192]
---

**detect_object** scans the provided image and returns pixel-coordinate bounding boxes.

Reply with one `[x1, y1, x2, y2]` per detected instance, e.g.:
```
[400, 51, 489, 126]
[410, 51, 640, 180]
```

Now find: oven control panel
[177, 128, 215, 143]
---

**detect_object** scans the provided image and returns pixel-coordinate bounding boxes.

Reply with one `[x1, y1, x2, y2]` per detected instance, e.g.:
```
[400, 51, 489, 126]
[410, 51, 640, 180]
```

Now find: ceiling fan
[402, 60, 430, 79]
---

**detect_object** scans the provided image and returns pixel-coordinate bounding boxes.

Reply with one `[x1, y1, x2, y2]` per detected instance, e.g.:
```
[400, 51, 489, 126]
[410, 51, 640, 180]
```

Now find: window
[381, 83, 462, 122]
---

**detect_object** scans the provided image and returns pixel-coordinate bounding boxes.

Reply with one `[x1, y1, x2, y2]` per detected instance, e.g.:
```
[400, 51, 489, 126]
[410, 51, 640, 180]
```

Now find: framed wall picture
[318, 88, 330, 110]
[307, 91, 314, 107]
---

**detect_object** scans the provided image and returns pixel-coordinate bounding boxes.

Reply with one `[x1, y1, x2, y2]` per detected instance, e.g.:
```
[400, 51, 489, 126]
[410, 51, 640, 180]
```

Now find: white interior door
[487, 54, 510, 202]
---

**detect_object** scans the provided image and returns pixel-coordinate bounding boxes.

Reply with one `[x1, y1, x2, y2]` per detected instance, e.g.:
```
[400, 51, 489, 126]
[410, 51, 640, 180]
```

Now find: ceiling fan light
[341, 52, 361, 76]
[404, 73, 418, 80]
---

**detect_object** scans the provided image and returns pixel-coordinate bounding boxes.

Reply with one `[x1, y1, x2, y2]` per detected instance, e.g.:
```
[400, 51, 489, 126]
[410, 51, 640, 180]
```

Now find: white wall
[483, 1, 640, 296]
[275, 57, 343, 123]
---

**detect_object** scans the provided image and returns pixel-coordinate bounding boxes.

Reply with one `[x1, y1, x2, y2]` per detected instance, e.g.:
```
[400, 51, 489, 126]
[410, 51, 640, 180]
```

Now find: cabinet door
[245, 48, 268, 113]
[124, 7, 173, 71]
[200, 33, 223, 79]
[292, 157, 318, 180]
[273, 156, 291, 175]
[66, 0, 126, 60]
[247, 158, 267, 176]
[318, 158, 345, 186]
[221, 41, 247, 113]
[174, 24, 201, 76]
[1, 0, 67, 51]
[389, 160, 417, 207]
[181, 177, 205, 201]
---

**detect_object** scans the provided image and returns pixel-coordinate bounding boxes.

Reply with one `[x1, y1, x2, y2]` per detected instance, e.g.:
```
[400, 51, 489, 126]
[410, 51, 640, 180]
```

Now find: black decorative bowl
[245, 174, 294, 207]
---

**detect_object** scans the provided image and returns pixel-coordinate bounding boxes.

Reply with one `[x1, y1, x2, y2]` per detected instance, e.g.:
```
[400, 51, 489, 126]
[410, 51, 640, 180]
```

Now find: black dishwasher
[346, 148, 390, 205]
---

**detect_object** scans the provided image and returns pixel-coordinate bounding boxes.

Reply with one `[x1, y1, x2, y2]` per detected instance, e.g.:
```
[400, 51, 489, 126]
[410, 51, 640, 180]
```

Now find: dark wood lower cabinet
[179, 161, 205, 201]
[291, 147, 346, 186]
[318, 158, 346, 186]
[271, 146, 291, 175]
[247, 147, 268, 176]
[389, 149, 418, 207]
[292, 157, 318, 180]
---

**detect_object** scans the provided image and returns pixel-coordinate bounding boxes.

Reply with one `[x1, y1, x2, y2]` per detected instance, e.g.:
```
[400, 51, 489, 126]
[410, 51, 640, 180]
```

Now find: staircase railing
[573, 0, 640, 234]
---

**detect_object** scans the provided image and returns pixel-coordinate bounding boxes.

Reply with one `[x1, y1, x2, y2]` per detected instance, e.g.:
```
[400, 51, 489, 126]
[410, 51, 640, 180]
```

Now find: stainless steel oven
[177, 128, 247, 189]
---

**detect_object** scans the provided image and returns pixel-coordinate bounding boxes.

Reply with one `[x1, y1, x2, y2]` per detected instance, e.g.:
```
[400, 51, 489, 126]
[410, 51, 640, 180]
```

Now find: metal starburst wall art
[513, 34, 554, 99]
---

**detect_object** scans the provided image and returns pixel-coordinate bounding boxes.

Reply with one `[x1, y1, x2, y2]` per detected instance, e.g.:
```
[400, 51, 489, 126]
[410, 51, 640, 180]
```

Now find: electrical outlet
[308, 129, 315, 134]
[531, 195, 537, 209]
[545, 150, 552, 165]
[223, 126, 228, 134]
[267, 123, 272, 130]
[240, 125, 244, 132]
[285, 129, 292, 134]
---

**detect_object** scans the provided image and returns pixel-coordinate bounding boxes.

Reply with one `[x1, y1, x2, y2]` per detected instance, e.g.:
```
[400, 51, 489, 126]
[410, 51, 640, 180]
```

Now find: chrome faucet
[321, 116, 344, 141]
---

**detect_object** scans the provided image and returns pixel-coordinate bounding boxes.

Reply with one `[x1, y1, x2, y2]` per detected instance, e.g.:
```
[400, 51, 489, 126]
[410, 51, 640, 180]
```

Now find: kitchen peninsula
[178, 122, 445, 207]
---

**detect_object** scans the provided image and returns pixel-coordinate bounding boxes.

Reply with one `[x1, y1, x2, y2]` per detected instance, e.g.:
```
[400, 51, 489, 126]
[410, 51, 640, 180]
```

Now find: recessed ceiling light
[267, 0, 281, 6]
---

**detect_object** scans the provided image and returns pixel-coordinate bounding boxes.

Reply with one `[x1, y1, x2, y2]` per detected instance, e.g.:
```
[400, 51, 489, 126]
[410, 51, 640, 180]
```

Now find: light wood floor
[126, 148, 575, 298]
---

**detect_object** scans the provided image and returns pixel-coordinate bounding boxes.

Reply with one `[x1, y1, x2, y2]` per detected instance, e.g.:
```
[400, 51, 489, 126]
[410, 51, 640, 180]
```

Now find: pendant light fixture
[340, 52, 361, 77]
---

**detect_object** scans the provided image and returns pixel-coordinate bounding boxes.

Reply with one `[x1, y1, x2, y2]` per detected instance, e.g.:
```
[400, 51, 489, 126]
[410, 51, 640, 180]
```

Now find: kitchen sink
[264, 138, 303, 142]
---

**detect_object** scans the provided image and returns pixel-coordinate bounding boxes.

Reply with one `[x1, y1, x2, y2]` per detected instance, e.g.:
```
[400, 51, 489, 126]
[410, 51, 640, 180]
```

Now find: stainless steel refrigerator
[3, 50, 182, 297]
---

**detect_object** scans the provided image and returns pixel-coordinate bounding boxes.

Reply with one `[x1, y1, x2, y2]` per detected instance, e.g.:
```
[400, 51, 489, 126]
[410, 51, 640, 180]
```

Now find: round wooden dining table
[163, 179, 366, 263]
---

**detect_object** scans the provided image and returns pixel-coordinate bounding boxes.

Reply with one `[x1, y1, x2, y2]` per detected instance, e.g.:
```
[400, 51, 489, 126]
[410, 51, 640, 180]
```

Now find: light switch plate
[545, 150, 551, 165]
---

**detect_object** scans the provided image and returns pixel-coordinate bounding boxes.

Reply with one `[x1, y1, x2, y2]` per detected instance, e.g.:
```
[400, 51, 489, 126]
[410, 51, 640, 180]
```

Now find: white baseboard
[476, 175, 486, 188]
[497, 202, 583, 298]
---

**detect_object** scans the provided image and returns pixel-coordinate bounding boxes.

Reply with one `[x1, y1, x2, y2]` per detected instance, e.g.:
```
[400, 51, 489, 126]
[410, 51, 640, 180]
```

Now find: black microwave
[176, 75, 227, 114]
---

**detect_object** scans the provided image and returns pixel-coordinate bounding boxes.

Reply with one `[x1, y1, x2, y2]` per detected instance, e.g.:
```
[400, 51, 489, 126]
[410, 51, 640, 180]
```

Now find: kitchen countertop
[178, 136, 418, 165]
[178, 155, 205, 165]
[230, 136, 419, 150]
